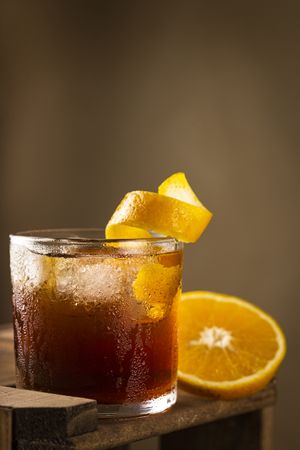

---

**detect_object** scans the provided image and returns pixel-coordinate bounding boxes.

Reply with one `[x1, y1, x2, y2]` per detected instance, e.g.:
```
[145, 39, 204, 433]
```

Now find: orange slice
[105, 173, 212, 243]
[132, 262, 181, 320]
[178, 291, 286, 399]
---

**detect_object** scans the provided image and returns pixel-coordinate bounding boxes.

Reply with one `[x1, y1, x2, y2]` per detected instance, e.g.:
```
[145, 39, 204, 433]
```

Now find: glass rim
[9, 228, 180, 247]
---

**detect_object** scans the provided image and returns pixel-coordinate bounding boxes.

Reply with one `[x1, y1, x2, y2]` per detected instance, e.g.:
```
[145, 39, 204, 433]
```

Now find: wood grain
[0, 386, 98, 441]
[0, 407, 13, 450]
[160, 410, 261, 450]
[0, 324, 15, 386]
[69, 385, 276, 449]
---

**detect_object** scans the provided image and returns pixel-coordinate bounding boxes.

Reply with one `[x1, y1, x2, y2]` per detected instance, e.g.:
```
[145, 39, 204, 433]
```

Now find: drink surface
[11, 243, 182, 404]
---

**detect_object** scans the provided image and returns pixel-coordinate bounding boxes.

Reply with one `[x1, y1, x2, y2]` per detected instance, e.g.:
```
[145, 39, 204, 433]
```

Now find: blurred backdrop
[0, 1, 299, 448]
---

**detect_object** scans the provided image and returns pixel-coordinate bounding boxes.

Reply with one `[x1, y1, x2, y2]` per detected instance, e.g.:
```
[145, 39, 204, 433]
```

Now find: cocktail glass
[10, 229, 183, 417]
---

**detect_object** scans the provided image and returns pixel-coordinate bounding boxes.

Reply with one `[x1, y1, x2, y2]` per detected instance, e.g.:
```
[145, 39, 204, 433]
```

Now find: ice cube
[10, 245, 52, 288]
[54, 257, 130, 302]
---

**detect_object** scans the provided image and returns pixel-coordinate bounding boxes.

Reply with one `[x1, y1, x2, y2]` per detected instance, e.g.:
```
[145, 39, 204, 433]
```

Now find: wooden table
[0, 324, 275, 450]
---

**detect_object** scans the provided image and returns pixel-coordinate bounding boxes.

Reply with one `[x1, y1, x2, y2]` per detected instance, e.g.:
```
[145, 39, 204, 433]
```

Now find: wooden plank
[161, 405, 275, 450]
[0, 324, 15, 386]
[15, 439, 74, 449]
[260, 406, 274, 450]
[15, 441, 130, 450]
[0, 407, 13, 450]
[0, 386, 98, 440]
[69, 384, 276, 449]
[160, 410, 261, 450]
[10, 402, 275, 450]
[0, 385, 276, 450]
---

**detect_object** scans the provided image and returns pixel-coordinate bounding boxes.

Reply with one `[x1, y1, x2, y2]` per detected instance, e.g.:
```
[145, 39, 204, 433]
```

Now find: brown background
[0, 1, 299, 448]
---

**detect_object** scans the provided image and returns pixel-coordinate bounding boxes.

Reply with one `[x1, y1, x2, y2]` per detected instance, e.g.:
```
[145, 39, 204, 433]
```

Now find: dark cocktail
[10, 229, 182, 416]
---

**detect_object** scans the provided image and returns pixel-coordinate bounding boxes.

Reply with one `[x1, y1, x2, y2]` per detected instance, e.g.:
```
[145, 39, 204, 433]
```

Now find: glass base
[97, 387, 177, 418]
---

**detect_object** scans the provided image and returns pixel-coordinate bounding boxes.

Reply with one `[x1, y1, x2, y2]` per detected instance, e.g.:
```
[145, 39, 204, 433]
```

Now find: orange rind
[105, 173, 212, 243]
